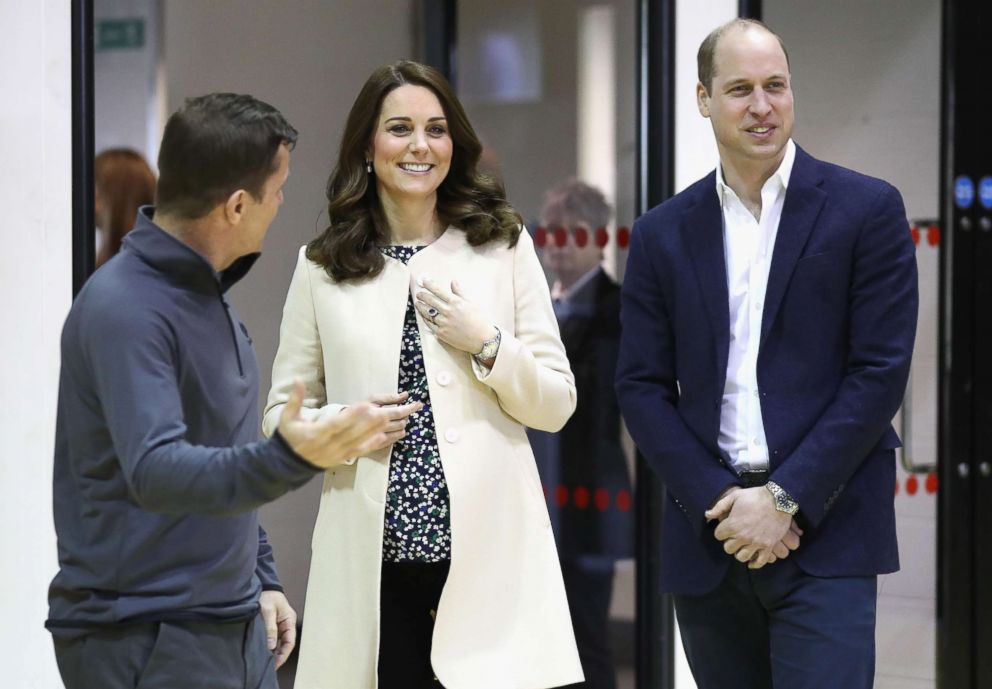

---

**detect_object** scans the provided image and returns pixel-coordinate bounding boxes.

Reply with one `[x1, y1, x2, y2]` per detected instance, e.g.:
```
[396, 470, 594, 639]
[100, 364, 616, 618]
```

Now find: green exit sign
[96, 19, 145, 51]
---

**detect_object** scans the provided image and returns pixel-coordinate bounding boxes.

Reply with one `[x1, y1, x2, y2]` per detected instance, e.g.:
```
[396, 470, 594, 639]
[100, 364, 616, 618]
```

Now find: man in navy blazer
[615, 18, 918, 689]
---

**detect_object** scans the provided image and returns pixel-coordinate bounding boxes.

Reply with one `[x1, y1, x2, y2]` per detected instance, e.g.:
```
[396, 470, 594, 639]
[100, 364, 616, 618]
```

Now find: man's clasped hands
[705, 485, 803, 570]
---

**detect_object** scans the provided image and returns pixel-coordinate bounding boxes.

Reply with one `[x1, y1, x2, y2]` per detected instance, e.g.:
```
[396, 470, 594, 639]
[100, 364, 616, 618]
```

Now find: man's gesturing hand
[277, 381, 421, 468]
[705, 486, 803, 569]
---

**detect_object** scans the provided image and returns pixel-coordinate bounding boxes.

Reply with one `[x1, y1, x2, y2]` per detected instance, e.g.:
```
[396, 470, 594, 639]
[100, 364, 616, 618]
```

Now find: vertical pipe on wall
[418, 0, 458, 86]
[637, 0, 676, 213]
[72, 0, 95, 296]
[737, 0, 762, 20]
[635, 1, 676, 688]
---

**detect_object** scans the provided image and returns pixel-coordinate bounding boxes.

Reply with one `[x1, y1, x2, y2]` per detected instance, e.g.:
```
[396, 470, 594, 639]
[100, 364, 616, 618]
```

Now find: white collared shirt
[716, 139, 796, 472]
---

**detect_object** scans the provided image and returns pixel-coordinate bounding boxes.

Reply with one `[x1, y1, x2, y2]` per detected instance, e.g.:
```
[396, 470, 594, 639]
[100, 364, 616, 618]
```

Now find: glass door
[455, 2, 639, 686]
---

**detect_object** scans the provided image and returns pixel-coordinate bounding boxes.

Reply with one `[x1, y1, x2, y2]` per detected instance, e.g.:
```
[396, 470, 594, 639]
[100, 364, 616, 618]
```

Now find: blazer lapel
[683, 181, 731, 384]
[760, 148, 827, 346]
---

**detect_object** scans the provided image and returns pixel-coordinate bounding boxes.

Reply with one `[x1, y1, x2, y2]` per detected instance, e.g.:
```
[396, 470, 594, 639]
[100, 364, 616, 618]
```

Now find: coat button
[437, 371, 452, 386]
[444, 428, 459, 443]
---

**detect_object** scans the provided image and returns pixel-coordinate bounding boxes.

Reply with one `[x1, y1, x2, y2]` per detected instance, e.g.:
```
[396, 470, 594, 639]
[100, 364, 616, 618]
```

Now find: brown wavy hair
[94, 148, 156, 267]
[307, 60, 522, 282]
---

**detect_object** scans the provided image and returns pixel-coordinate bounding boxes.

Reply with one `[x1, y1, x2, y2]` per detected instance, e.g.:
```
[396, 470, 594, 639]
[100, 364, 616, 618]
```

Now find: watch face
[478, 330, 500, 359]
[768, 483, 797, 514]
[477, 339, 497, 359]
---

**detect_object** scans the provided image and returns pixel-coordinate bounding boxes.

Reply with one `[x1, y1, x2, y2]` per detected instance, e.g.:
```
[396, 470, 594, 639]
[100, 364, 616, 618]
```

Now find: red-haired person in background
[94, 148, 156, 267]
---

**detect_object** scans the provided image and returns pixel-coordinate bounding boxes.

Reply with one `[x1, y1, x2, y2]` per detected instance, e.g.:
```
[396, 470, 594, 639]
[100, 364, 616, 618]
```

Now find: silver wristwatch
[474, 327, 501, 361]
[765, 481, 799, 515]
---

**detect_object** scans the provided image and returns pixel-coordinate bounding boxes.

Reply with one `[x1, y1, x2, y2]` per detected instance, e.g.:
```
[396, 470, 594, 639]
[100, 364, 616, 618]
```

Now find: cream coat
[262, 228, 583, 689]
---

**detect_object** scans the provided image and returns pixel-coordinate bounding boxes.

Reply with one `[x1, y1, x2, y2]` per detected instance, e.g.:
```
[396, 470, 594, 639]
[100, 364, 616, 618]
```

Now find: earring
[365, 160, 372, 174]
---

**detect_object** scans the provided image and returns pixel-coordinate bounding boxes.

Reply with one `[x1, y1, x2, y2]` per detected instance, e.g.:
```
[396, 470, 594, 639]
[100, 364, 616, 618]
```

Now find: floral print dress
[379, 245, 452, 563]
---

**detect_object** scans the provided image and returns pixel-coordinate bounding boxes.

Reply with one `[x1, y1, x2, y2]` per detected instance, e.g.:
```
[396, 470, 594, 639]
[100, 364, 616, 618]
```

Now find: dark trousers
[559, 558, 617, 689]
[673, 558, 877, 689]
[378, 559, 450, 689]
[53, 613, 276, 689]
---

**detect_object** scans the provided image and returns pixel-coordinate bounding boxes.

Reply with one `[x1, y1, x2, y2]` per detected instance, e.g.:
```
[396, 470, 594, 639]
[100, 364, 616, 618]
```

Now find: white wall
[0, 2, 71, 687]
[162, 0, 414, 616]
[674, 0, 736, 192]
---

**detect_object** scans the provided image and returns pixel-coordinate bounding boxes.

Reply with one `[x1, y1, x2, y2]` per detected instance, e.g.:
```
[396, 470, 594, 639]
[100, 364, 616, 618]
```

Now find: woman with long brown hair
[263, 61, 582, 689]
[93, 148, 156, 267]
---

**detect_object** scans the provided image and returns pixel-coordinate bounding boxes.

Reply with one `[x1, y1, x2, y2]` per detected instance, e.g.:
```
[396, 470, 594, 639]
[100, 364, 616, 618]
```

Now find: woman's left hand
[415, 278, 497, 355]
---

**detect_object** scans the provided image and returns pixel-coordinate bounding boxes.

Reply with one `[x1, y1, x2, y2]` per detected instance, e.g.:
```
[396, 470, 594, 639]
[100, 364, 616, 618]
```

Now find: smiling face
[370, 84, 453, 208]
[697, 26, 794, 174]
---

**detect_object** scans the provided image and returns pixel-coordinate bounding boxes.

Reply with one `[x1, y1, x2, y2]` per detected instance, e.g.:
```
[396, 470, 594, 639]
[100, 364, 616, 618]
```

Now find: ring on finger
[426, 306, 439, 324]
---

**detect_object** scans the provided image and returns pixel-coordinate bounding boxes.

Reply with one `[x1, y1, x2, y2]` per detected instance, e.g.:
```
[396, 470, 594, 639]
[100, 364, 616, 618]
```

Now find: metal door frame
[939, 0, 992, 686]
[71, 0, 95, 296]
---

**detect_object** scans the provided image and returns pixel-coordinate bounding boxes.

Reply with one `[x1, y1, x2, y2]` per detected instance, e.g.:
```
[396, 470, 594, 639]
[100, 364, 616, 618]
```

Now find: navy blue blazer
[615, 146, 918, 594]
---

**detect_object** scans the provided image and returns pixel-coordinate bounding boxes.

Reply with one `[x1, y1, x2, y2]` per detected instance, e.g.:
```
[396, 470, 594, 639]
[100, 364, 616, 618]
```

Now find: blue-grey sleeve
[256, 525, 283, 591]
[81, 299, 320, 515]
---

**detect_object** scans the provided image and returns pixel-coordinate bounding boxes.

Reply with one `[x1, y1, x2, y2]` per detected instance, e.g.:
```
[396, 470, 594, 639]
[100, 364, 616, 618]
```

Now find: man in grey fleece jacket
[47, 93, 420, 689]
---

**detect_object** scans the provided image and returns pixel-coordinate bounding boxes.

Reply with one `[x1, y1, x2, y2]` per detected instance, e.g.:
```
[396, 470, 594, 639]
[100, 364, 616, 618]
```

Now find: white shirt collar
[715, 138, 796, 205]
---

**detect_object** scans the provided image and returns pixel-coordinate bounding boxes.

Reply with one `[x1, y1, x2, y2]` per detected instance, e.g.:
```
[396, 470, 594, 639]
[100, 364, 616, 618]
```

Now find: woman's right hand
[278, 381, 421, 468]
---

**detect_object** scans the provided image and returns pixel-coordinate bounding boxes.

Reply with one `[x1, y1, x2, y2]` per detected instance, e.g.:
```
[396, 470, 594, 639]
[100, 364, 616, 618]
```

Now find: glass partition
[457, 2, 638, 686]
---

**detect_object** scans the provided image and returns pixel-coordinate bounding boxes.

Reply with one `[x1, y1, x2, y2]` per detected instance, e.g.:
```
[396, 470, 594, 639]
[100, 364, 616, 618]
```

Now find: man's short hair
[697, 19, 791, 94]
[540, 178, 612, 231]
[156, 93, 298, 220]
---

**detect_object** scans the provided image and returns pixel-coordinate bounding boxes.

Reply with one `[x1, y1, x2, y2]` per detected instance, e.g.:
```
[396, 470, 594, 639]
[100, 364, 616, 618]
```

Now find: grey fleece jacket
[47, 207, 320, 636]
